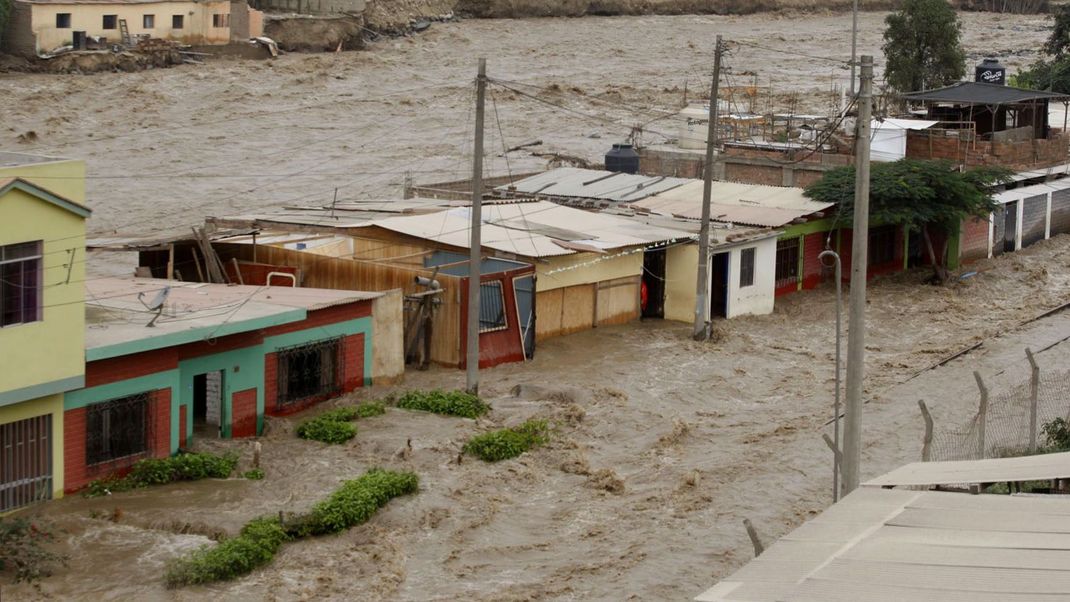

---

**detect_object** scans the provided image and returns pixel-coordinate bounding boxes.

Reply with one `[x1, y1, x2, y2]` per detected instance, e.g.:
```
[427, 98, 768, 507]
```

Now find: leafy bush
[354, 401, 386, 418]
[295, 410, 358, 444]
[165, 516, 288, 587]
[243, 468, 265, 480]
[165, 469, 418, 587]
[84, 452, 239, 497]
[396, 390, 488, 418]
[1043, 417, 1070, 452]
[463, 419, 549, 462]
[0, 517, 68, 584]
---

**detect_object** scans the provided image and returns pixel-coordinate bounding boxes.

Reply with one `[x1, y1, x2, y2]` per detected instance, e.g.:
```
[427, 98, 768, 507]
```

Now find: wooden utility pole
[466, 58, 487, 394]
[841, 54, 873, 494]
[693, 35, 723, 340]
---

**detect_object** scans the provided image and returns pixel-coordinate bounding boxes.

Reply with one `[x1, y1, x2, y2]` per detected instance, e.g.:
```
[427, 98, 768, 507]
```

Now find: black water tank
[975, 58, 1006, 85]
[605, 143, 640, 174]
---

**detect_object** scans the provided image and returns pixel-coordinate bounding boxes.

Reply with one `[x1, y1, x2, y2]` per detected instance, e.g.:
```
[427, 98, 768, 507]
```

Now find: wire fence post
[1026, 347, 1040, 454]
[918, 400, 933, 462]
[974, 371, 988, 459]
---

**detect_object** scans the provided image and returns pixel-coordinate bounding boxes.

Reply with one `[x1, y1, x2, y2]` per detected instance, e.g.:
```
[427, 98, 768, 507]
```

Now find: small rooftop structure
[85, 277, 380, 361]
[903, 81, 1070, 141]
[630, 180, 832, 228]
[865, 450, 1070, 489]
[495, 167, 691, 203]
[698, 487, 1070, 602]
[902, 81, 1070, 106]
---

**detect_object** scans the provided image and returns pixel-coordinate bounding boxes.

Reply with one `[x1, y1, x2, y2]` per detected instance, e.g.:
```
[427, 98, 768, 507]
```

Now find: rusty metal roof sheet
[697, 487, 1070, 602]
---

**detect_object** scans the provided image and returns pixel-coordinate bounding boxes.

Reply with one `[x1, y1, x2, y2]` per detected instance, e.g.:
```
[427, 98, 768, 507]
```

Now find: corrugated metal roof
[996, 177, 1070, 204]
[362, 201, 697, 258]
[632, 180, 833, 227]
[863, 451, 1070, 488]
[496, 167, 691, 202]
[902, 81, 1070, 104]
[696, 487, 1070, 602]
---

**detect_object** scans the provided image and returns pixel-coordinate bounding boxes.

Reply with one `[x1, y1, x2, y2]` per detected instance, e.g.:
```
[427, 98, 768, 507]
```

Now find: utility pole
[693, 35, 723, 340]
[849, 0, 858, 95]
[466, 58, 487, 394]
[842, 55, 873, 494]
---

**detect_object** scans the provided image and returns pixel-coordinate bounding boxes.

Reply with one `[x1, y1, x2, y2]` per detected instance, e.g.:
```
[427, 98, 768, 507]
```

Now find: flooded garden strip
[84, 452, 239, 497]
[165, 468, 419, 587]
[295, 402, 388, 444]
[464, 419, 550, 462]
[396, 389, 489, 418]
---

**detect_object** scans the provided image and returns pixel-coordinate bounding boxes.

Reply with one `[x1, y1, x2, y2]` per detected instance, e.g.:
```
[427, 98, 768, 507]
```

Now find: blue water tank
[605, 143, 640, 174]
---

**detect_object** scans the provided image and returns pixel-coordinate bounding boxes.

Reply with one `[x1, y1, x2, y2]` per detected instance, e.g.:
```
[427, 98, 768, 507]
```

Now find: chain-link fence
[925, 351, 1070, 462]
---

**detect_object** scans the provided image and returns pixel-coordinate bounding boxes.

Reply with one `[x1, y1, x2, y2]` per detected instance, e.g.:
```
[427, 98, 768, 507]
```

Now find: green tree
[0, 0, 11, 49]
[1015, 5, 1070, 93]
[883, 0, 967, 94]
[1043, 5, 1070, 57]
[804, 159, 1009, 283]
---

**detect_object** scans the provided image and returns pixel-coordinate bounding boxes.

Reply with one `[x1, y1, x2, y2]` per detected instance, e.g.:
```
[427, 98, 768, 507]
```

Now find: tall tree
[1015, 5, 1070, 93]
[804, 159, 1009, 283]
[883, 0, 967, 94]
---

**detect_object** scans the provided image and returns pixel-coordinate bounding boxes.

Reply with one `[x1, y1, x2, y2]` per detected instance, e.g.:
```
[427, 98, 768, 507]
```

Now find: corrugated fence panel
[1021, 193, 1048, 248]
[1051, 188, 1070, 236]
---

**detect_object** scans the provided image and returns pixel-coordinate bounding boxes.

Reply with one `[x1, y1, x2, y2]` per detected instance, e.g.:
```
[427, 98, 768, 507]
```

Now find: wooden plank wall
[215, 243, 462, 366]
[534, 275, 639, 340]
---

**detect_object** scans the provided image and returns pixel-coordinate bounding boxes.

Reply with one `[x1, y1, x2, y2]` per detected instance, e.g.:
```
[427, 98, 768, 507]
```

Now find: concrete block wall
[1022, 194, 1048, 247]
[1051, 189, 1070, 236]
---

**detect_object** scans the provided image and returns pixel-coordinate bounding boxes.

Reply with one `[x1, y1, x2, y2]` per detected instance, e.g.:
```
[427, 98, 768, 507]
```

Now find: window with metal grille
[868, 225, 897, 266]
[1, 414, 53, 513]
[775, 238, 800, 288]
[212, 13, 229, 27]
[277, 338, 342, 407]
[86, 393, 150, 466]
[739, 247, 756, 288]
[1, 241, 42, 328]
[56, 13, 71, 28]
[478, 281, 507, 333]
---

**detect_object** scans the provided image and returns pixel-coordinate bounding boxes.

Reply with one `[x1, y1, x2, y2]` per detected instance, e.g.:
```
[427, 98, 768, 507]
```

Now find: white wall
[725, 237, 776, 319]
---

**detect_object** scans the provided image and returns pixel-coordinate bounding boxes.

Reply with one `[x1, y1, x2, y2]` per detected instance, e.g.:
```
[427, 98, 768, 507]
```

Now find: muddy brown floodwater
[2, 9, 1068, 601]
[6, 233, 1070, 601]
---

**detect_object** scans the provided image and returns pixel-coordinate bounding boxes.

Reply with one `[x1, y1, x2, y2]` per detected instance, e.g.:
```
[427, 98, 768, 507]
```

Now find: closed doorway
[709, 252, 730, 319]
[0, 414, 52, 512]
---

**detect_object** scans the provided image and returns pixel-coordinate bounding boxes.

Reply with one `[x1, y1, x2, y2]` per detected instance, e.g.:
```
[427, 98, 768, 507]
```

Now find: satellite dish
[138, 286, 170, 327]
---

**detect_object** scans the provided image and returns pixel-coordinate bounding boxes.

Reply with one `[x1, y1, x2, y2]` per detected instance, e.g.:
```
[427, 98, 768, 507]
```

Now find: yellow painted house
[0, 164, 90, 512]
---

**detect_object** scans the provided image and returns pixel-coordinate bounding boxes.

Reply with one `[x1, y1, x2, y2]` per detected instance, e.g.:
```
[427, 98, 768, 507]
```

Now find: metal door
[0, 414, 53, 512]
[513, 275, 536, 359]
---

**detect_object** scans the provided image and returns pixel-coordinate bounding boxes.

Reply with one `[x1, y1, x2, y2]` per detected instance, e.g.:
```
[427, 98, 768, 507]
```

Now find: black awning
[902, 82, 1069, 105]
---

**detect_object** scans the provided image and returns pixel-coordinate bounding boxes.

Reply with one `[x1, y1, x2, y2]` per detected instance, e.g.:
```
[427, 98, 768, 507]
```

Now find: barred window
[739, 247, 756, 288]
[478, 281, 507, 333]
[775, 238, 800, 288]
[1, 241, 42, 327]
[277, 338, 342, 407]
[86, 394, 149, 465]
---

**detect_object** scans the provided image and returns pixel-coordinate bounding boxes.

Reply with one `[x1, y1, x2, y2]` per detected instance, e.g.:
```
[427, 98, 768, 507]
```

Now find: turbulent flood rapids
[2, 9, 1069, 602]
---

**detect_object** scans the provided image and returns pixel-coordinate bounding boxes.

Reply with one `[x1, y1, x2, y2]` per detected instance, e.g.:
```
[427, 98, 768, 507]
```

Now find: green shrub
[396, 389, 488, 418]
[0, 517, 68, 584]
[316, 407, 360, 422]
[354, 401, 386, 418]
[84, 452, 239, 497]
[463, 419, 549, 462]
[1043, 418, 1070, 452]
[296, 414, 357, 444]
[165, 516, 288, 587]
[243, 468, 265, 480]
[165, 469, 418, 587]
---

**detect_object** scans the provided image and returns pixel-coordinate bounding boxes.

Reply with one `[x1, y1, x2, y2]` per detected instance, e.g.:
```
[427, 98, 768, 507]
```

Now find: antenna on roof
[138, 286, 170, 328]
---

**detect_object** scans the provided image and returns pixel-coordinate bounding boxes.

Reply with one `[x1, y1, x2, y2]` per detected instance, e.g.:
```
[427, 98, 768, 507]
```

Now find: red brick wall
[724, 163, 783, 186]
[834, 227, 906, 281]
[264, 351, 278, 413]
[801, 231, 833, 289]
[906, 131, 1070, 170]
[960, 215, 991, 264]
[262, 302, 372, 337]
[342, 333, 365, 391]
[85, 349, 178, 388]
[231, 388, 258, 438]
[64, 389, 172, 493]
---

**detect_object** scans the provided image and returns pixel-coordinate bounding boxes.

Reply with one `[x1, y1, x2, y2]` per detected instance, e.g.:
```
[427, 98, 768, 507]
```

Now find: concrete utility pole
[842, 54, 873, 495]
[466, 58, 487, 394]
[849, 0, 859, 95]
[693, 35, 723, 340]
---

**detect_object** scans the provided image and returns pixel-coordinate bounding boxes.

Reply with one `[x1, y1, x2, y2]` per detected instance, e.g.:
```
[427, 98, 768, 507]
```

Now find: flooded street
[0, 10, 1055, 264]
[2, 8, 1069, 600]
[6, 233, 1070, 600]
